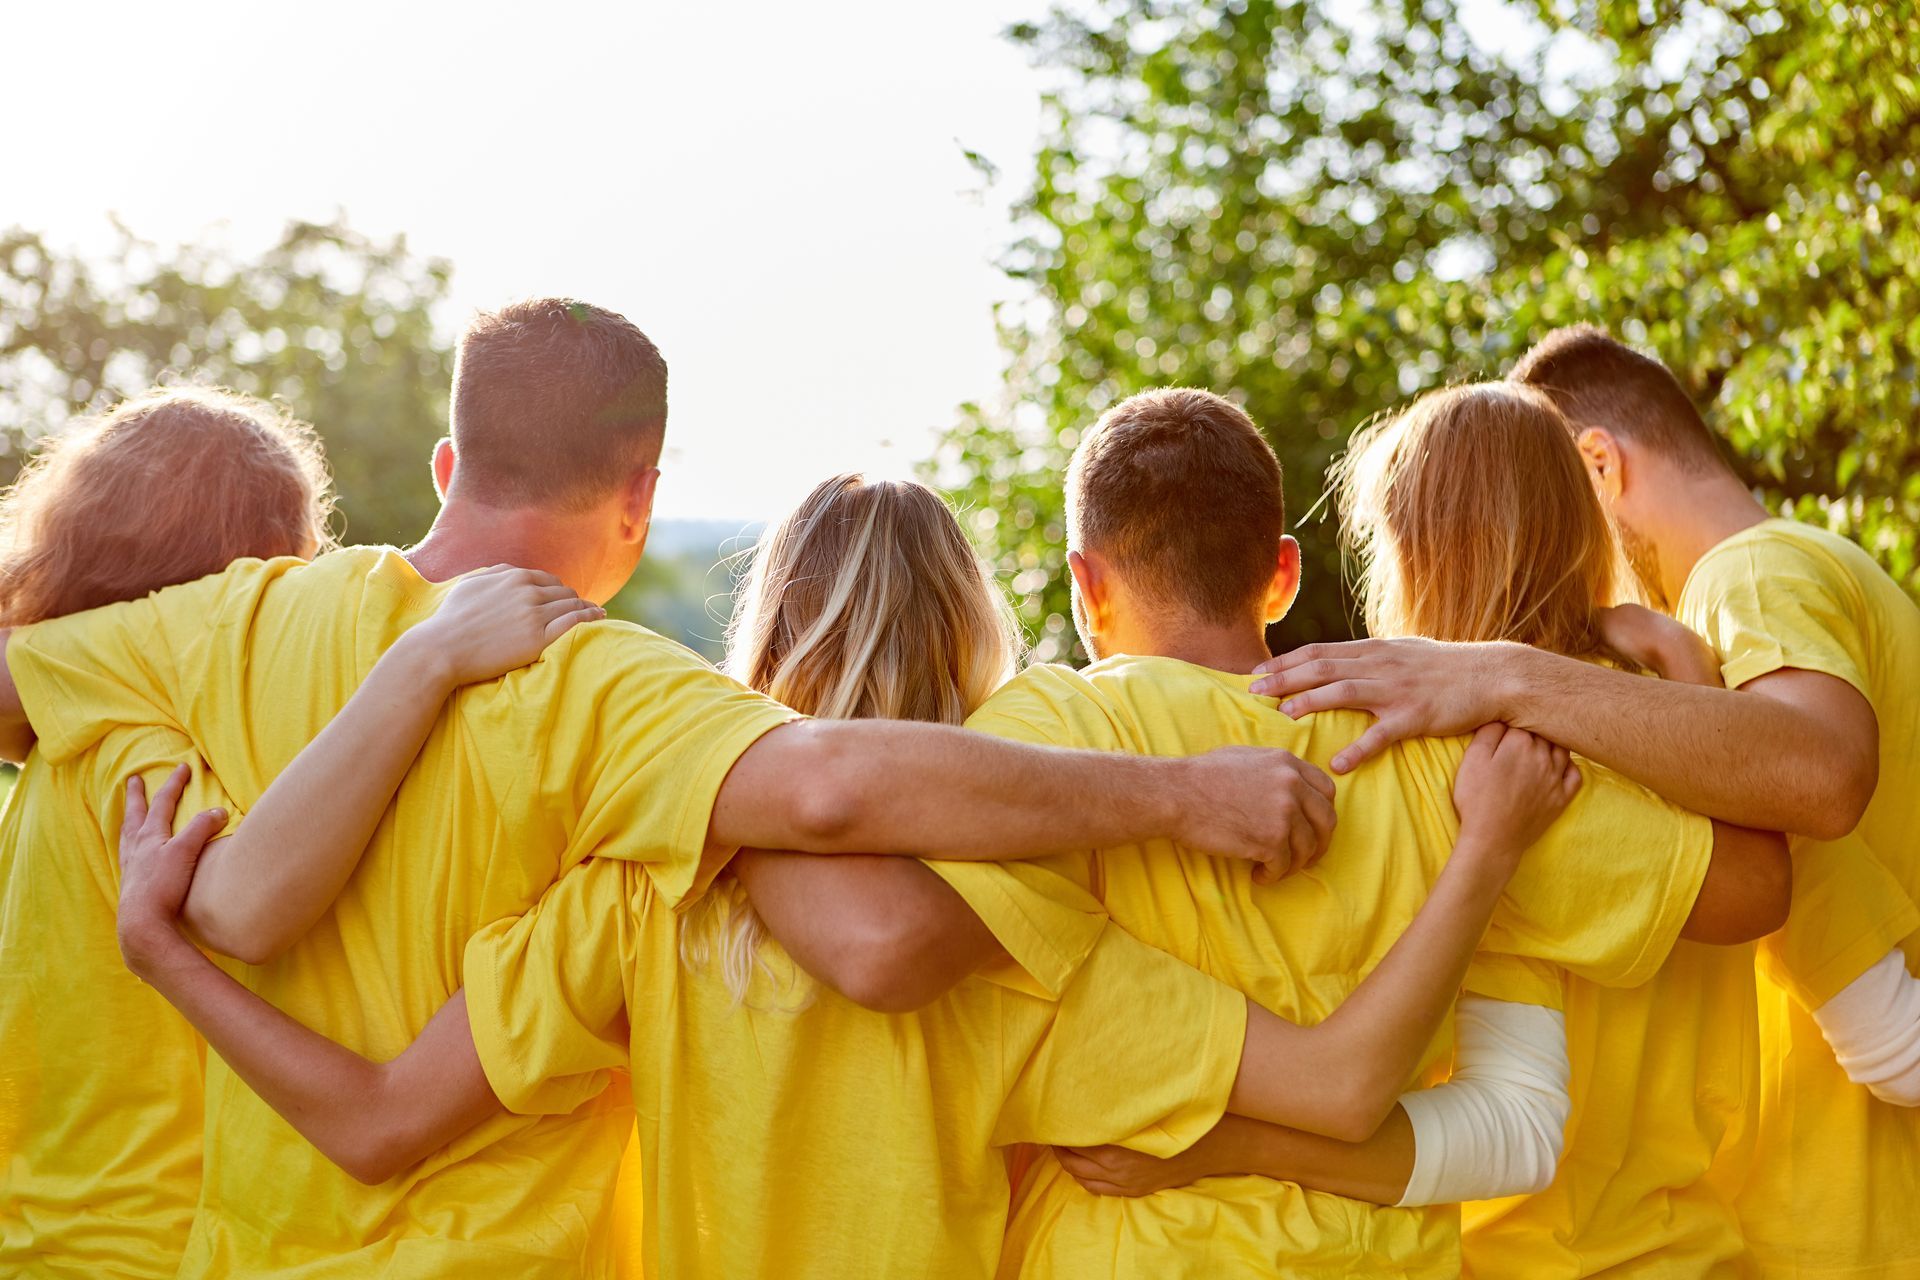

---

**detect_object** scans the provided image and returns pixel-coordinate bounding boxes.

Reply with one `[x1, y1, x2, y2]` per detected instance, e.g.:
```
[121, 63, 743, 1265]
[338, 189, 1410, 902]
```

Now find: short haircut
[449, 298, 668, 510]
[1508, 324, 1723, 470]
[1068, 387, 1285, 624]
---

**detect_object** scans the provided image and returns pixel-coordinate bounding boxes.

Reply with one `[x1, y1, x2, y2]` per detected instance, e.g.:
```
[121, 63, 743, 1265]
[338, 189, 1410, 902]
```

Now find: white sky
[7, 0, 1047, 520]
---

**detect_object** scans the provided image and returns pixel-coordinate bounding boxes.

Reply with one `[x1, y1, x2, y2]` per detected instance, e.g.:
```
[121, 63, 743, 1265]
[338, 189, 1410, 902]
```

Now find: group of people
[0, 297, 1912, 1280]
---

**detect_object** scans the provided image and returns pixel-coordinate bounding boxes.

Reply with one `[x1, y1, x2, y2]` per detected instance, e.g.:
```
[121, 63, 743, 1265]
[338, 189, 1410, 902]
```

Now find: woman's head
[726, 473, 1018, 725]
[1337, 382, 1621, 657]
[0, 387, 336, 626]
[689, 474, 1018, 1004]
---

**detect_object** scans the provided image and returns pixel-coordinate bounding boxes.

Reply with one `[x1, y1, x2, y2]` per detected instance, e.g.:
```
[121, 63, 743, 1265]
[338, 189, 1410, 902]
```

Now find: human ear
[1067, 549, 1113, 633]
[1577, 428, 1625, 502]
[431, 438, 456, 501]
[620, 467, 662, 545]
[1263, 536, 1302, 625]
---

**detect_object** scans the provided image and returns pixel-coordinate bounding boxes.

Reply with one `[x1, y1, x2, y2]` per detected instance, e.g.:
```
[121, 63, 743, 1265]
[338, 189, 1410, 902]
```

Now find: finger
[172, 807, 230, 855]
[543, 605, 606, 643]
[1255, 643, 1356, 677]
[1261, 664, 1363, 707]
[122, 775, 149, 841]
[146, 764, 192, 833]
[1561, 762, 1584, 801]
[1291, 756, 1337, 802]
[1298, 783, 1338, 866]
[1329, 719, 1400, 775]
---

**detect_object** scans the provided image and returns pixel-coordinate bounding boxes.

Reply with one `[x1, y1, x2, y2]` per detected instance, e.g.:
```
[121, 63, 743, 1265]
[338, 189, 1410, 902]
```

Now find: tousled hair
[450, 297, 668, 512]
[681, 473, 1021, 1004]
[1338, 382, 1623, 657]
[0, 387, 336, 626]
[1067, 388, 1285, 624]
[1508, 324, 1724, 471]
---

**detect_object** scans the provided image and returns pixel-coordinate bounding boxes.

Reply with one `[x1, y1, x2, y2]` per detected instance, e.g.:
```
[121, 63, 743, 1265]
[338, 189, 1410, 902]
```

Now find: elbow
[827, 922, 945, 1014]
[1866, 1079, 1920, 1109]
[1744, 839, 1794, 940]
[336, 1134, 415, 1187]
[1804, 768, 1875, 843]
[181, 902, 284, 968]
[1320, 1080, 1400, 1146]
[785, 727, 865, 850]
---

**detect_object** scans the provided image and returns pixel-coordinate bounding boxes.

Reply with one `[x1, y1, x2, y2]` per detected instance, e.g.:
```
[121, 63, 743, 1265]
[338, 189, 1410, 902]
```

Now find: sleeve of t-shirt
[543, 625, 802, 909]
[1761, 832, 1920, 1010]
[1485, 757, 1713, 990]
[463, 858, 640, 1117]
[1686, 535, 1870, 696]
[1462, 952, 1568, 1011]
[7, 590, 203, 764]
[85, 724, 242, 850]
[929, 665, 1125, 997]
[992, 920, 1248, 1157]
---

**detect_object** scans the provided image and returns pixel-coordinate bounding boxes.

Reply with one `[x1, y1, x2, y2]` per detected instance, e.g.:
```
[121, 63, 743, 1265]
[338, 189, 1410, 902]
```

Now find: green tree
[934, 0, 1920, 659]
[0, 219, 454, 546]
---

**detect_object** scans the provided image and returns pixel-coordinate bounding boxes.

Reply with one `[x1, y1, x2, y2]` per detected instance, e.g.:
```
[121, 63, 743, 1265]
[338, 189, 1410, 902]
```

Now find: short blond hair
[681, 473, 1021, 1002]
[1338, 382, 1621, 656]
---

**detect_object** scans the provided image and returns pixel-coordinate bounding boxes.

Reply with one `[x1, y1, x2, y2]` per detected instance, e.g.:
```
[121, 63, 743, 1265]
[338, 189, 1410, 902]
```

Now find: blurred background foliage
[0, 220, 738, 658]
[4, 1, 1915, 672]
[929, 0, 1920, 659]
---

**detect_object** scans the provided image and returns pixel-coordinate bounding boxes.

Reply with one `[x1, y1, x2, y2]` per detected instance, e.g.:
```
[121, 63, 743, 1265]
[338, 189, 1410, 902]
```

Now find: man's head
[1510, 324, 1738, 608]
[1065, 387, 1299, 660]
[434, 298, 668, 599]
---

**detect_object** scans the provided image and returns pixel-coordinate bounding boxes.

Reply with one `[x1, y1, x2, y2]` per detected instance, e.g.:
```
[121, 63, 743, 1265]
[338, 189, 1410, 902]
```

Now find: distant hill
[607, 518, 768, 662]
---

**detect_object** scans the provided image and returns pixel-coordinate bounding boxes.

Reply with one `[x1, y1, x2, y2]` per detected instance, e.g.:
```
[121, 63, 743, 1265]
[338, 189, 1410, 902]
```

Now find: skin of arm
[731, 852, 1004, 1013]
[1251, 638, 1876, 840]
[709, 727, 1339, 882]
[179, 567, 602, 964]
[1219, 725, 1580, 1144]
[117, 768, 501, 1185]
[1058, 1109, 1417, 1205]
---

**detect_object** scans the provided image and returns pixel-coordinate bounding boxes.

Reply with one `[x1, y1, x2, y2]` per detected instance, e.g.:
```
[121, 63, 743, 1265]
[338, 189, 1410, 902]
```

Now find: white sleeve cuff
[1814, 948, 1920, 1107]
[1395, 996, 1571, 1207]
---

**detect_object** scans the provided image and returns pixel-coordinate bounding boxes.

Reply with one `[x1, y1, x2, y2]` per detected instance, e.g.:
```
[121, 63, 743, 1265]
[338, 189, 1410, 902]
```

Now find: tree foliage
[0, 219, 454, 546]
[932, 0, 1920, 659]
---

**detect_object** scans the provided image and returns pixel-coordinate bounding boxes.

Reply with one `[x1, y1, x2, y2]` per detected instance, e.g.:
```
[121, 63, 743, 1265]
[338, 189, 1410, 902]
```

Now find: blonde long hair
[681, 473, 1021, 1003]
[1337, 382, 1623, 656]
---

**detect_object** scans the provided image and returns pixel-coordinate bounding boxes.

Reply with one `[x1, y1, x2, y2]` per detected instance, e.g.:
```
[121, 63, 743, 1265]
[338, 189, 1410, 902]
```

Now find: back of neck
[405, 501, 593, 590]
[1108, 616, 1275, 675]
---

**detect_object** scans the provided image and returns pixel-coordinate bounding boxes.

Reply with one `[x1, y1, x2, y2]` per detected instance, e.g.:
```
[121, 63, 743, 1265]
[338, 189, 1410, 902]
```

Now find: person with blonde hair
[112, 469, 1586, 1278]
[0, 387, 603, 1278]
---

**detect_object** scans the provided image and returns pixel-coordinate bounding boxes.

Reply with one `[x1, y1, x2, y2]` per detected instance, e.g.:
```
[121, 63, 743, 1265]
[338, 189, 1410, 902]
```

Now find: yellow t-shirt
[961, 657, 1715, 1280]
[0, 730, 232, 1279]
[1677, 518, 1920, 1280]
[462, 857, 1249, 1280]
[7, 547, 800, 1280]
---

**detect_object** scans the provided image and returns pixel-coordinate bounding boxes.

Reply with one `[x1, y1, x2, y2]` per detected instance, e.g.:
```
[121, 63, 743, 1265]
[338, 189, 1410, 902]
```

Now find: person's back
[1679, 516, 1920, 1275]
[984, 656, 1708, 1278]
[977, 388, 1723, 1278]
[0, 390, 333, 1279]
[11, 546, 768, 1275]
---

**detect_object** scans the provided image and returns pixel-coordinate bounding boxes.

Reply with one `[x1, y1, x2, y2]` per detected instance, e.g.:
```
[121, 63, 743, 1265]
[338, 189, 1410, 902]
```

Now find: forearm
[1229, 842, 1509, 1140]
[183, 634, 457, 962]
[1495, 646, 1854, 836]
[714, 721, 1178, 860]
[734, 851, 1003, 1010]
[127, 932, 493, 1182]
[1223, 1110, 1416, 1206]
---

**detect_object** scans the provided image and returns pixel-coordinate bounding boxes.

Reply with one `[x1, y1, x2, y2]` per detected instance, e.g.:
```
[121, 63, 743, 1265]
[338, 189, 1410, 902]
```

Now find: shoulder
[966, 663, 1111, 747]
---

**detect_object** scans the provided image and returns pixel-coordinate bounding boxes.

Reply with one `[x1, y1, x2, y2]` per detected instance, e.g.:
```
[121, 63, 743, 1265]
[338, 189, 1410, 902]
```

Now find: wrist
[1485, 644, 1534, 726]
[389, 629, 461, 693]
[120, 918, 192, 981]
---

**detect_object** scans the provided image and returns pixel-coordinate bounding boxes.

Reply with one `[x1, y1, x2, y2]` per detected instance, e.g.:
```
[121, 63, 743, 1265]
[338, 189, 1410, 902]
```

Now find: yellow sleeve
[1685, 534, 1869, 695]
[1463, 952, 1567, 1010]
[993, 921, 1248, 1156]
[934, 664, 1127, 996]
[10, 594, 195, 764]
[541, 625, 801, 908]
[86, 725, 242, 846]
[1487, 758, 1713, 989]
[1762, 833, 1920, 1010]
[463, 858, 639, 1117]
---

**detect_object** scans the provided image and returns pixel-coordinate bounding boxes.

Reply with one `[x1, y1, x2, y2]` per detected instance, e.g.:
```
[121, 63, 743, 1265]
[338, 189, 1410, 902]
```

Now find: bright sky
[9, 0, 1046, 520]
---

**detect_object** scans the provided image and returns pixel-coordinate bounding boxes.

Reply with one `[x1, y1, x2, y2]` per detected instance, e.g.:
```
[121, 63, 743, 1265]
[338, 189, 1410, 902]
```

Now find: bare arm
[732, 852, 1003, 1013]
[0, 629, 34, 763]
[1685, 821, 1791, 943]
[1252, 639, 1875, 840]
[1223, 726, 1580, 1143]
[116, 769, 500, 1185]
[182, 567, 601, 964]
[1057, 1110, 1417, 1205]
[713, 725, 1339, 881]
